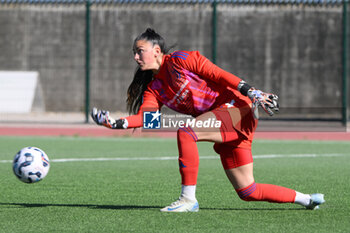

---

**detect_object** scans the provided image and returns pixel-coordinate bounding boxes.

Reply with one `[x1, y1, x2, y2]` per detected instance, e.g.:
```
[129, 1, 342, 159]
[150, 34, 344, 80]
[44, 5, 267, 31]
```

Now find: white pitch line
[0, 153, 347, 164]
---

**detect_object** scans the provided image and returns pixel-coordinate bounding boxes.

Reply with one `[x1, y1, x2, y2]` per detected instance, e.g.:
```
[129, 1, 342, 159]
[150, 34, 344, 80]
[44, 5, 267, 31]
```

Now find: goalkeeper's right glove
[90, 107, 128, 129]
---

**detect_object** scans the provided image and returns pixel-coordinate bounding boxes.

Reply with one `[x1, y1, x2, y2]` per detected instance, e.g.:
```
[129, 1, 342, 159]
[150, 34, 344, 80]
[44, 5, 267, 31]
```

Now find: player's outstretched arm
[238, 81, 279, 118]
[91, 107, 128, 129]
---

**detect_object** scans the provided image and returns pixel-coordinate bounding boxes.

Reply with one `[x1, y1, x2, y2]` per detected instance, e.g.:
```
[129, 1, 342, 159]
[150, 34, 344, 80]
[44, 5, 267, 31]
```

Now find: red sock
[177, 127, 199, 185]
[236, 182, 296, 203]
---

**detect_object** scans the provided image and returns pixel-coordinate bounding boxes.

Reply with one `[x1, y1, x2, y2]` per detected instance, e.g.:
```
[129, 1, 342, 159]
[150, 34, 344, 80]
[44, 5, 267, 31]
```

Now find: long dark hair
[127, 28, 171, 115]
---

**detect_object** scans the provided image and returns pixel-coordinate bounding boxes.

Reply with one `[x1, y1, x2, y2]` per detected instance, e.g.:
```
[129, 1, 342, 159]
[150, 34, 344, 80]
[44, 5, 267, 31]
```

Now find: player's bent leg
[236, 184, 325, 209]
[229, 156, 325, 207]
[218, 146, 296, 204]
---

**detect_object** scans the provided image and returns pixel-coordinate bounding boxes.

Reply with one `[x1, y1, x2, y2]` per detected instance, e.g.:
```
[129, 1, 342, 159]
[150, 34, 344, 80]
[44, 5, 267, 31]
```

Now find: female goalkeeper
[91, 28, 324, 212]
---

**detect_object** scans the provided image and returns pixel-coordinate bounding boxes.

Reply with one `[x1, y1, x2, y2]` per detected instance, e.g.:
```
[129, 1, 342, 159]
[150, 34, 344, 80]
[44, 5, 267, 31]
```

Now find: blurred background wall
[0, 2, 348, 121]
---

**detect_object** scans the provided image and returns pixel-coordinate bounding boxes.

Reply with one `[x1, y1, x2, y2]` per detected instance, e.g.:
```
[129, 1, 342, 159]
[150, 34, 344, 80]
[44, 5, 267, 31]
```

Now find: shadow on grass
[201, 207, 305, 211]
[0, 202, 162, 210]
[0, 202, 305, 211]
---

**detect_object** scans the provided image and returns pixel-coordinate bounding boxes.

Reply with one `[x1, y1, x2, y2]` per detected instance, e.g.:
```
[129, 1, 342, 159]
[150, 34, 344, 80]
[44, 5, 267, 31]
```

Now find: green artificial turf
[0, 136, 349, 232]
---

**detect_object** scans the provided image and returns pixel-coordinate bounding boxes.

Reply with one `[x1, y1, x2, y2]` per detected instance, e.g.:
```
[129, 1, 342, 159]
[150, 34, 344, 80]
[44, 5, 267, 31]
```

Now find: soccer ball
[12, 147, 50, 183]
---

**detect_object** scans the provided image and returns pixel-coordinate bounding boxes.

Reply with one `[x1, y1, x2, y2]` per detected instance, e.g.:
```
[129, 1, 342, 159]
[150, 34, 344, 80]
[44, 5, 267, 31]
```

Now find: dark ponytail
[127, 28, 171, 115]
[127, 68, 153, 115]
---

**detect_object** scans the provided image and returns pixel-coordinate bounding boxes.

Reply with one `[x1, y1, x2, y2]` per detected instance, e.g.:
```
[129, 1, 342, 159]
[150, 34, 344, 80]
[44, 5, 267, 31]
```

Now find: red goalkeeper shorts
[212, 104, 257, 169]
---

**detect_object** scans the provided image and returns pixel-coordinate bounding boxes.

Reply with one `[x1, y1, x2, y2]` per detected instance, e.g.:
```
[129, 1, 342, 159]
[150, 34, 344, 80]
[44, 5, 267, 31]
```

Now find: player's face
[133, 40, 161, 72]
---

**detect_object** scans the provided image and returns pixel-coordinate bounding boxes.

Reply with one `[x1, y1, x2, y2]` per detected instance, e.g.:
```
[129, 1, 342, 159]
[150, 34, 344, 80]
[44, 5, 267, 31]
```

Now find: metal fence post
[212, 0, 217, 64]
[342, 0, 349, 126]
[85, 0, 91, 123]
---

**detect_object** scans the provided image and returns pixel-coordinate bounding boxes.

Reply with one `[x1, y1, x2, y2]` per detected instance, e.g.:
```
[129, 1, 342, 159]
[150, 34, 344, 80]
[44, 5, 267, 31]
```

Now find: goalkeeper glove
[90, 107, 128, 129]
[237, 81, 279, 118]
[247, 88, 279, 117]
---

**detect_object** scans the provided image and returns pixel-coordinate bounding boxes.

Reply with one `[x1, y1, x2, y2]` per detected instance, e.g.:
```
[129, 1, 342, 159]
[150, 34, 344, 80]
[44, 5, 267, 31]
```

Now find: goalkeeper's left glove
[238, 81, 279, 118]
[90, 107, 128, 129]
[247, 88, 279, 117]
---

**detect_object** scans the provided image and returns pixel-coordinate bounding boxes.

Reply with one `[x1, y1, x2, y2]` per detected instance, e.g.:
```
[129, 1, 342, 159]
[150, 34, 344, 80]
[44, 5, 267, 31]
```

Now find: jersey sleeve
[123, 89, 162, 128]
[173, 51, 242, 90]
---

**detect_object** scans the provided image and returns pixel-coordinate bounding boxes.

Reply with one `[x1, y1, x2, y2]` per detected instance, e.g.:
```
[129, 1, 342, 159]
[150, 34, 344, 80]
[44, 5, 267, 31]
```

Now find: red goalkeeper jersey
[125, 50, 252, 128]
